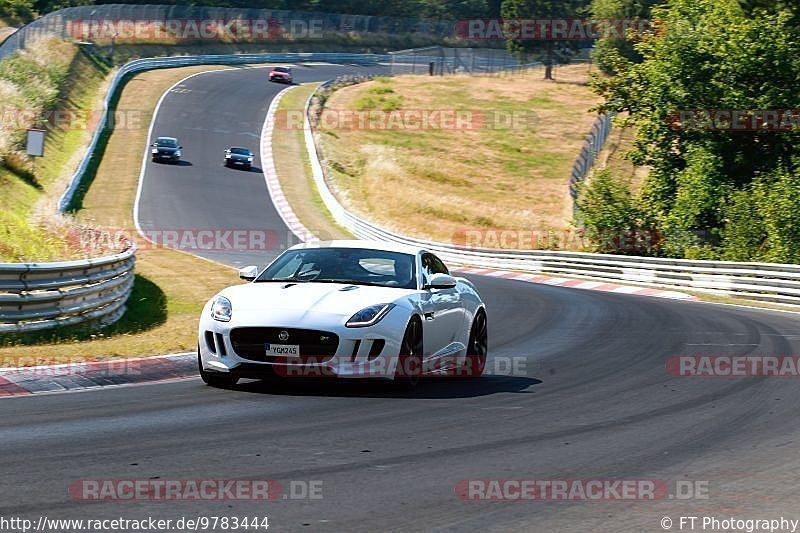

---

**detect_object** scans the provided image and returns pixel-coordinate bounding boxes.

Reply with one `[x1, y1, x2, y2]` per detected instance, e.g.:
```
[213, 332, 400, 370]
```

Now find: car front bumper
[198, 309, 408, 381]
[153, 153, 180, 160]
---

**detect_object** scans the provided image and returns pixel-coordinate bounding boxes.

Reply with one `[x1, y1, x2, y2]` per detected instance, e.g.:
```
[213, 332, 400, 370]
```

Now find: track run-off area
[2, 64, 800, 532]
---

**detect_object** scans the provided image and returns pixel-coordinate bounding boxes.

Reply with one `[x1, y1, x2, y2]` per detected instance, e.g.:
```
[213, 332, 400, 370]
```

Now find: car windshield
[230, 148, 250, 155]
[274, 67, 290, 73]
[156, 138, 178, 148]
[256, 247, 417, 289]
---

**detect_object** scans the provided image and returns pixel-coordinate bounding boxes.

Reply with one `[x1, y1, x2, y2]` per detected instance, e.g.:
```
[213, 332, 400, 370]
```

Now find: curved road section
[137, 63, 387, 267]
[2, 65, 800, 532]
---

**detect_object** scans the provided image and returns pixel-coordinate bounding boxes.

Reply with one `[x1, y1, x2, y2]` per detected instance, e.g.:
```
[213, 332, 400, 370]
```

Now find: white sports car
[198, 240, 488, 388]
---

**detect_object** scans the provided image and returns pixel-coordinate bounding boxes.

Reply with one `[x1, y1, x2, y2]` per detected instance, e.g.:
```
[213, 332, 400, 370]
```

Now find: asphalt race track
[2, 65, 800, 532]
[136, 63, 389, 267]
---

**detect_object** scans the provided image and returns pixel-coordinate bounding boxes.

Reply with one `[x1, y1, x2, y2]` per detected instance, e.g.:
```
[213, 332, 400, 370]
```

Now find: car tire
[463, 310, 488, 378]
[394, 318, 423, 389]
[198, 348, 239, 388]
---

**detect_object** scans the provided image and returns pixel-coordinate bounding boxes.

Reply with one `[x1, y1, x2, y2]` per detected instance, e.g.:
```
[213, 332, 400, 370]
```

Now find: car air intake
[368, 339, 385, 360]
[230, 327, 339, 363]
[215, 333, 227, 356]
[205, 331, 216, 354]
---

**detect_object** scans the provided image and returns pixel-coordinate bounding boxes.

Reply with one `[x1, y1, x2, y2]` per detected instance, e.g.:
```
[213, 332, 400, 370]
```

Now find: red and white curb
[451, 266, 697, 301]
[259, 86, 318, 243]
[0, 353, 196, 397]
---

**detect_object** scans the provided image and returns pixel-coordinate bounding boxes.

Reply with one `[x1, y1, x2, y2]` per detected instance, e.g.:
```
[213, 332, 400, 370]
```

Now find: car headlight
[247, 156, 254, 162]
[225, 153, 231, 158]
[175, 150, 181, 157]
[151, 148, 158, 154]
[346, 303, 395, 328]
[211, 296, 232, 322]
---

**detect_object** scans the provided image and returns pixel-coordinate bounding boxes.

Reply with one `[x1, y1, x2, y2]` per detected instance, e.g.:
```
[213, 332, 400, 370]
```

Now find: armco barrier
[303, 82, 800, 306]
[57, 52, 391, 212]
[0, 245, 135, 333]
[7, 52, 388, 334]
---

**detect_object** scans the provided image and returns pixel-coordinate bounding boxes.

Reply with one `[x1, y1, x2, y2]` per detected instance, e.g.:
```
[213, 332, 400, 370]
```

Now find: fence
[389, 46, 532, 75]
[0, 4, 457, 61]
[304, 81, 800, 306]
[569, 113, 615, 208]
[0, 245, 135, 333]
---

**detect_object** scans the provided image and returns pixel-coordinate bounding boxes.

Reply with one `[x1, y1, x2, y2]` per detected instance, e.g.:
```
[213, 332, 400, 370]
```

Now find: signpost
[26, 128, 46, 173]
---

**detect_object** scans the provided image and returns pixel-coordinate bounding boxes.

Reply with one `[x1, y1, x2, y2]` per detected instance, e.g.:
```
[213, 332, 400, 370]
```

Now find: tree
[592, 0, 800, 260]
[501, 0, 591, 79]
[0, 0, 35, 22]
[591, 0, 663, 74]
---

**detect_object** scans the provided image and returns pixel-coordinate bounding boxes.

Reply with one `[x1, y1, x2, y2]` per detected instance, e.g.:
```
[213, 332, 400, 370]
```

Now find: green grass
[0, 274, 167, 347]
[0, 40, 111, 262]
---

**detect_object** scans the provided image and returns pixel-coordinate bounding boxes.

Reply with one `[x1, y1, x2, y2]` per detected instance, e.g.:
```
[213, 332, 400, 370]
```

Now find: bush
[720, 188, 766, 261]
[754, 167, 800, 264]
[575, 169, 651, 254]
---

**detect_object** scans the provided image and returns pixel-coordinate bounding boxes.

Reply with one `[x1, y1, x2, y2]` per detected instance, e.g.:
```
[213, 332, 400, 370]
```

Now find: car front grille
[230, 327, 339, 363]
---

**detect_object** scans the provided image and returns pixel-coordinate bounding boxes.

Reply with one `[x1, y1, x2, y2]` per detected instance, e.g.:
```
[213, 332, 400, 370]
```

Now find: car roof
[288, 240, 426, 256]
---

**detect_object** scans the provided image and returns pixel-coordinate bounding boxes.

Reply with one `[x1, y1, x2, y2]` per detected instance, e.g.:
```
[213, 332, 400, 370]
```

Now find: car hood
[220, 282, 415, 321]
[156, 146, 178, 152]
[228, 153, 251, 160]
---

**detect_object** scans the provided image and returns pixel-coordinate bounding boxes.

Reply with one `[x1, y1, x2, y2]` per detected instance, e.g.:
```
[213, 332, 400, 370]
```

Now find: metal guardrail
[7, 52, 390, 334]
[57, 51, 391, 212]
[303, 82, 800, 306]
[0, 245, 135, 333]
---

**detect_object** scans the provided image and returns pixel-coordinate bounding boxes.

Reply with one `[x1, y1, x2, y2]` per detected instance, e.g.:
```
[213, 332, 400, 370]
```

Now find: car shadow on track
[152, 160, 193, 166]
[229, 375, 542, 399]
[224, 165, 262, 173]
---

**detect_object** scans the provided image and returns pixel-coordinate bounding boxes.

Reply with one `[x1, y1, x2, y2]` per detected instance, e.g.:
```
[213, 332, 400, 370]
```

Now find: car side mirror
[424, 273, 457, 290]
[239, 265, 259, 281]
[151, 142, 157, 147]
[179, 146, 183, 149]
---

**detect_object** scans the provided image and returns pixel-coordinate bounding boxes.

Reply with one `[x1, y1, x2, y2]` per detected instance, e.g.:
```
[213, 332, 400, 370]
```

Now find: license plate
[265, 343, 300, 357]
